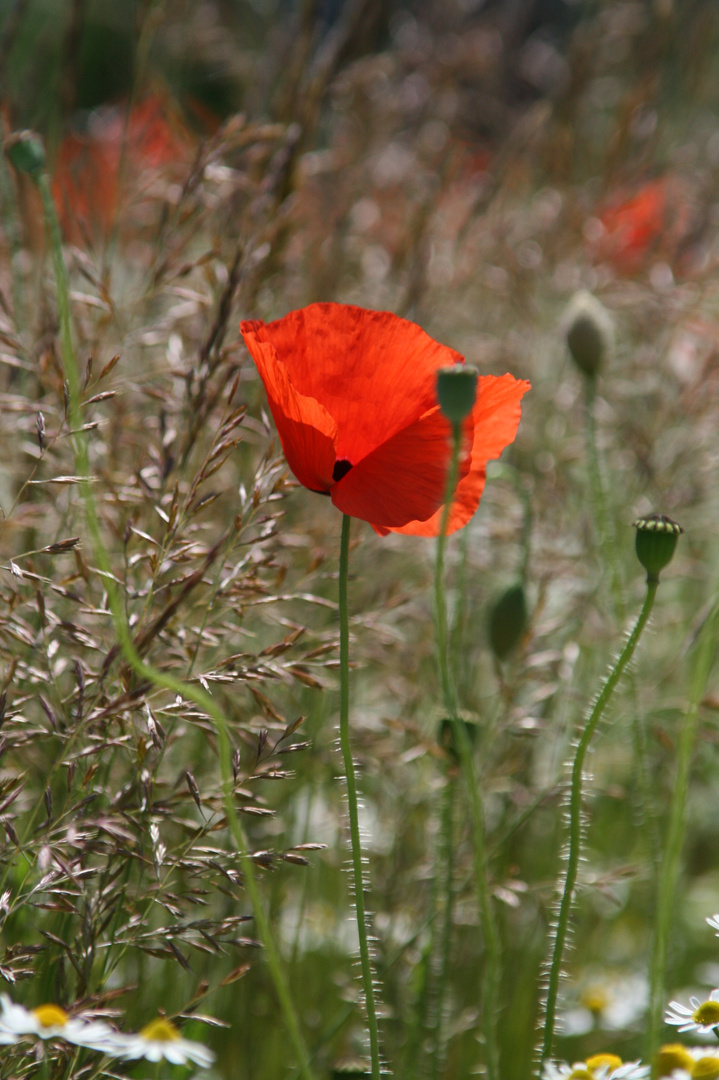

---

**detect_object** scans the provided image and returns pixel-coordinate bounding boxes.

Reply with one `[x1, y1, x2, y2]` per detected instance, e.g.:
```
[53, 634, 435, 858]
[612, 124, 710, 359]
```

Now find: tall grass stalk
[338, 512, 382, 1080]
[647, 597, 719, 1062]
[539, 576, 659, 1071]
[435, 422, 500, 1080]
[36, 166, 318, 1080]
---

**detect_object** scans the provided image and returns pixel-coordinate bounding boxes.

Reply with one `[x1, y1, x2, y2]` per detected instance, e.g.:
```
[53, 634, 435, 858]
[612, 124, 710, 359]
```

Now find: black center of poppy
[332, 458, 353, 483]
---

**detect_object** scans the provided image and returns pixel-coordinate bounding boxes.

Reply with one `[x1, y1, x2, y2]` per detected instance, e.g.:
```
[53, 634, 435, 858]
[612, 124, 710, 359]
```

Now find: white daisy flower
[706, 915, 719, 936]
[543, 1054, 650, 1079]
[686, 1054, 719, 1078]
[562, 971, 650, 1035]
[656, 1043, 719, 1078]
[666, 990, 719, 1035]
[655, 1043, 695, 1078]
[118, 1016, 215, 1067]
[0, 995, 118, 1052]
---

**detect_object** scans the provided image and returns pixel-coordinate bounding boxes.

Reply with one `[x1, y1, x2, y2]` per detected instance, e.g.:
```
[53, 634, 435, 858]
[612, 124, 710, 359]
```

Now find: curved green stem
[36, 169, 316, 1080]
[584, 379, 660, 874]
[435, 425, 500, 1080]
[338, 513, 381, 1080]
[647, 598, 719, 1063]
[539, 578, 658, 1070]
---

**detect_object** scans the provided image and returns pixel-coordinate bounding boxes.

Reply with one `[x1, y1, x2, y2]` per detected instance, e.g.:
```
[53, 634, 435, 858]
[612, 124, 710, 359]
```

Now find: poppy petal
[377, 374, 530, 536]
[330, 407, 470, 528]
[243, 305, 464, 463]
[241, 322, 338, 491]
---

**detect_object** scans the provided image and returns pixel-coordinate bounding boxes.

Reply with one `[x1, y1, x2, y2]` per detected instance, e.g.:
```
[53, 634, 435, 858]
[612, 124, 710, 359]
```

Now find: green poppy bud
[562, 291, 613, 379]
[489, 581, 528, 660]
[4, 130, 46, 179]
[436, 365, 478, 426]
[633, 513, 683, 583]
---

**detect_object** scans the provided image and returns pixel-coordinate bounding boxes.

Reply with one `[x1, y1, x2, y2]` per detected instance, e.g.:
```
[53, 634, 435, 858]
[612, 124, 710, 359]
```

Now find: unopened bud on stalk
[489, 581, 528, 660]
[3, 130, 46, 179]
[562, 290, 613, 379]
[437, 365, 478, 426]
[632, 513, 683, 583]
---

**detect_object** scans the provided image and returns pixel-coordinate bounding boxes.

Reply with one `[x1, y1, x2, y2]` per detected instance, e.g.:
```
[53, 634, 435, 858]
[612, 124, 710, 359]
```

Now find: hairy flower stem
[584, 379, 660, 873]
[338, 513, 382, 1080]
[647, 598, 719, 1062]
[435, 424, 500, 1080]
[37, 170, 317, 1080]
[539, 579, 658, 1071]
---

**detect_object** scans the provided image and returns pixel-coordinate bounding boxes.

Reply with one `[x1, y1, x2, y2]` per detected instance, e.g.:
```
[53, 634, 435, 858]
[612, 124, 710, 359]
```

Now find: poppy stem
[539, 579, 658, 1073]
[429, 769, 456, 1080]
[584, 377, 625, 621]
[646, 596, 719, 1062]
[434, 424, 500, 1080]
[338, 513, 382, 1080]
[584, 379, 661, 878]
[36, 163, 318, 1080]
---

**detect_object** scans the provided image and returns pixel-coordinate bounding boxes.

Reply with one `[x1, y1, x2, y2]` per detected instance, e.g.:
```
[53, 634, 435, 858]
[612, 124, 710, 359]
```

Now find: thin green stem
[539, 578, 659, 1071]
[36, 168, 316, 1080]
[404, 910, 435, 1078]
[0, 153, 28, 354]
[338, 513, 381, 1080]
[647, 598, 719, 1064]
[435, 424, 500, 1080]
[450, 526, 469, 694]
[584, 379, 661, 878]
[584, 378, 624, 620]
[288, 912, 437, 1080]
[430, 773, 456, 1080]
[434, 437, 459, 717]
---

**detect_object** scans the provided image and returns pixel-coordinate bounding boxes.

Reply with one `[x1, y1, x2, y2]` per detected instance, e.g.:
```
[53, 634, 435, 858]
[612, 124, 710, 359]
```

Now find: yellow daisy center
[582, 988, 610, 1015]
[694, 1001, 719, 1026]
[586, 1054, 623, 1074]
[656, 1043, 695, 1076]
[32, 1004, 69, 1028]
[693, 1057, 719, 1080]
[140, 1017, 180, 1042]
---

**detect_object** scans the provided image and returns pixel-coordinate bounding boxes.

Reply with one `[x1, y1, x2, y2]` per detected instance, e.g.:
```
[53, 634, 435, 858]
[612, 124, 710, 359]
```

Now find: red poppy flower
[52, 93, 194, 243]
[596, 180, 667, 273]
[240, 303, 529, 536]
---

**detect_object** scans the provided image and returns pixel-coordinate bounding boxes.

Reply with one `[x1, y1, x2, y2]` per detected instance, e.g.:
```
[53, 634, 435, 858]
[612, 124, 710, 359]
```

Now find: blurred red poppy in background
[591, 177, 694, 275]
[53, 92, 194, 243]
[240, 303, 529, 536]
[595, 179, 667, 273]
